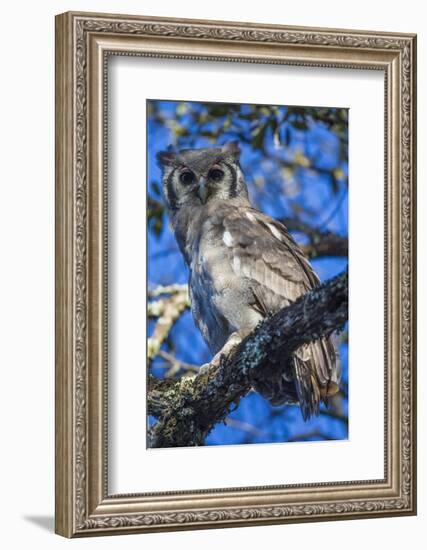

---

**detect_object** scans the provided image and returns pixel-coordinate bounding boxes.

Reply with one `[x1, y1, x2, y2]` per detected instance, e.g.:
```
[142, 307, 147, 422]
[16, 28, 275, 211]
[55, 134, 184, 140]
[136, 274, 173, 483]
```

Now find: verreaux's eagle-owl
[157, 141, 340, 419]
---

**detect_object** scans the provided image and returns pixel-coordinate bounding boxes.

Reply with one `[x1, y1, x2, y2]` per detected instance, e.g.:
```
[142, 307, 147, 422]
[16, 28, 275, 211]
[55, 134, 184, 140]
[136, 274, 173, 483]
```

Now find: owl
[157, 141, 340, 420]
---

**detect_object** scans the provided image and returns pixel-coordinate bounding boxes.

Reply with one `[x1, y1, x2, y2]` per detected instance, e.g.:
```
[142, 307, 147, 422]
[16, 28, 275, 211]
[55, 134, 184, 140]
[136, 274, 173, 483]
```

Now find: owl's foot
[202, 332, 243, 372]
[221, 332, 244, 356]
[198, 352, 223, 376]
[198, 332, 244, 376]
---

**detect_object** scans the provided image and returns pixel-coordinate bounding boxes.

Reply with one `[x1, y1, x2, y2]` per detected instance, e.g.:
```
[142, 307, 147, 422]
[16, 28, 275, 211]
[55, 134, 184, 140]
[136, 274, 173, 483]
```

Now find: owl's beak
[197, 178, 208, 204]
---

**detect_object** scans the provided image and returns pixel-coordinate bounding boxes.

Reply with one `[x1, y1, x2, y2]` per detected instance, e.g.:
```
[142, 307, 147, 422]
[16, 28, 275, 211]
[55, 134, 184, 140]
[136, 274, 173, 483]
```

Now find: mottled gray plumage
[158, 141, 340, 419]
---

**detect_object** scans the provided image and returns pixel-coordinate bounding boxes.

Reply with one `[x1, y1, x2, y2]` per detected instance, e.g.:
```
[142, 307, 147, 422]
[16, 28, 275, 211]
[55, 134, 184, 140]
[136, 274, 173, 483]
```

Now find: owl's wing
[223, 206, 318, 314]
[223, 206, 338, 419]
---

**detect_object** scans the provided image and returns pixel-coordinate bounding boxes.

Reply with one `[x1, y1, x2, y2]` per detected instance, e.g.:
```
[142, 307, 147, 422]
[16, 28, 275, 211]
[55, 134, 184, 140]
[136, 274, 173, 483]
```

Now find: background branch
[280, 217, 348, 259]
[147, 286, 190, 360]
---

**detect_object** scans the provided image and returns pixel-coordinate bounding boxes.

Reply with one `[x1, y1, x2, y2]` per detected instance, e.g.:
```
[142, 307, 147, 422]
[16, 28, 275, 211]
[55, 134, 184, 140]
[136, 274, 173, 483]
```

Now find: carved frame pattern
[55, 11, 416, 537]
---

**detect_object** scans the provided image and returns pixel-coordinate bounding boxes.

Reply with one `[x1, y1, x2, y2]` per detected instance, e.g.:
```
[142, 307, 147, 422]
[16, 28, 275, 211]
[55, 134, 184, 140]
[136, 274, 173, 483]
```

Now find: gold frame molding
[55, 11, 417, 537]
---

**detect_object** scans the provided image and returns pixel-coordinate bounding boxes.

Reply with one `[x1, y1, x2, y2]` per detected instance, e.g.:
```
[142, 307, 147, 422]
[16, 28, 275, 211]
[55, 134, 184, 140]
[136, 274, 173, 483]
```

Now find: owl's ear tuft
[222, 141, 241, 160]
[156, 150, 177, 168]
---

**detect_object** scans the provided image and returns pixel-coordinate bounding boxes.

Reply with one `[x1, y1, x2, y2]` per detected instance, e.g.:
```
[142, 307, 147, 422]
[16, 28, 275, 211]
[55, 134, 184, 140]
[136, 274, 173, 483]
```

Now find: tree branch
[147, 269, 348, 448]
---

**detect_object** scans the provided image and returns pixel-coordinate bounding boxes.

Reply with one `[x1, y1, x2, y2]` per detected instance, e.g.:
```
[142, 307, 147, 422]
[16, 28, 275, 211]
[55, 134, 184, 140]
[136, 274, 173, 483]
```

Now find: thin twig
[224, 418, 266, 438]
[157, 349, 199, 377]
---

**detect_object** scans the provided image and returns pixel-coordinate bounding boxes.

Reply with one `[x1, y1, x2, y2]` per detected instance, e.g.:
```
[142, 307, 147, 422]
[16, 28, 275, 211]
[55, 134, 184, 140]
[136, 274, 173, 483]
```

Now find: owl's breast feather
[188, 218, 264, 354]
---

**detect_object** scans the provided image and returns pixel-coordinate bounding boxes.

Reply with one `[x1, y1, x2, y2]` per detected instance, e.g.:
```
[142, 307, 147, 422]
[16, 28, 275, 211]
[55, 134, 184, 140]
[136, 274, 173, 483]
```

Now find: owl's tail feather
[253, 337, 339, 421]
[292, 338, 339, 420]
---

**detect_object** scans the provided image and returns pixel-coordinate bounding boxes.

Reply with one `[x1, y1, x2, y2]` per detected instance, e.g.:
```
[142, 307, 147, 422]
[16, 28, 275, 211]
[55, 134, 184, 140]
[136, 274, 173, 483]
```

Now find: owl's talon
[211, 352, 223, 367]
[198, 362, 212, 376]
[198, 351, 224, 376]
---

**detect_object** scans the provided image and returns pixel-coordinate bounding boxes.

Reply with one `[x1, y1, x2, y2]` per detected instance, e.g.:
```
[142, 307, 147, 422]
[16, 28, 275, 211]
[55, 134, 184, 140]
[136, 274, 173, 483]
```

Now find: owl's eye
[208, 168, 224, 182]
[179, 171, 195, 185]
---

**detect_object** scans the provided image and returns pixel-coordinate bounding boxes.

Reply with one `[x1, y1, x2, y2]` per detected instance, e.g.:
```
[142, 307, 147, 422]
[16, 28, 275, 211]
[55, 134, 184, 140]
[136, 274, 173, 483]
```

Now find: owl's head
[157, 141, 249, 212]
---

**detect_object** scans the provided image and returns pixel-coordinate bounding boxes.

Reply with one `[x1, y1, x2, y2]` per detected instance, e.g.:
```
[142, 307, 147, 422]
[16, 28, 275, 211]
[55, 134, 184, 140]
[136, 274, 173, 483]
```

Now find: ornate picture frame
[55, 11, 417, 537]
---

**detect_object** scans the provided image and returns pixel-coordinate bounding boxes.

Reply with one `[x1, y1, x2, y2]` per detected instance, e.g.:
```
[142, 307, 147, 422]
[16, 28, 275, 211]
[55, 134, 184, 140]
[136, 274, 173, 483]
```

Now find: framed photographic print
[55, 11, 417, 537]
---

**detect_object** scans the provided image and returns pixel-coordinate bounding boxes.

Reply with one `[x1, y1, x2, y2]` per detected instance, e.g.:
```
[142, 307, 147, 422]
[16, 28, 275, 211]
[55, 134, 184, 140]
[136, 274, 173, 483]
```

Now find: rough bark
[147, 270, 348, 448]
